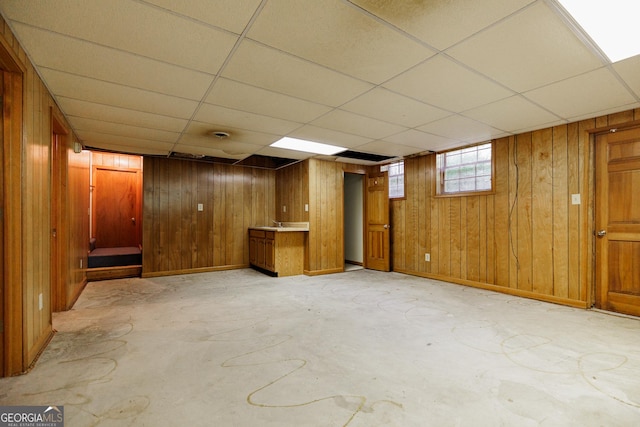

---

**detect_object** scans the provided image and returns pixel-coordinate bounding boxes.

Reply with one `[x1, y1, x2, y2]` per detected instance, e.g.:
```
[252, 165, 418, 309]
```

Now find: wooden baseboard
[141, 264, 247, 278]
[87, 265, 142, 281]
[303, 267, 344, 276]
[345, 260, 363, 266]
[394, 268, 589, 309]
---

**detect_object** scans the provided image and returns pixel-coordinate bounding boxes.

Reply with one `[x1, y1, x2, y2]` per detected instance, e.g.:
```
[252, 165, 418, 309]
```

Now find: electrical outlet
[283, 205, 287, 213]
[571, 194, 581, 205]
[39, 293, 43, 311]
[197, 203, 204, 211]
[425, 253, 430, 262]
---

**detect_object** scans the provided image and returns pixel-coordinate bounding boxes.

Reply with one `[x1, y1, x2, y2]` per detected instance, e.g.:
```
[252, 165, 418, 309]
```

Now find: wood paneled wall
[276, 159, 369, 275]
[65, 147, 90, 310]
[142, 157, 275, 276]
[392, 108, 640, 307]
[1, 17, 88, 374]
[276, 161, 308, 223]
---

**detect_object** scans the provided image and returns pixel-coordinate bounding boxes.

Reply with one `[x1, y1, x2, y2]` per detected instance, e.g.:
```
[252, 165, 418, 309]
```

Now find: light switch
[305, 204, 309, 212]
[197, 203, 204, 211]
[571, 194, 581, 205]
[283, 205, 287, 213]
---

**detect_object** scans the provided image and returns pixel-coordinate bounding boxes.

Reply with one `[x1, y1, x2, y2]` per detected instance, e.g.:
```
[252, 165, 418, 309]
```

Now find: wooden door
[93, 167, 140, 248]
[595, 126, 640, 316]
[366, 172, 390, 271]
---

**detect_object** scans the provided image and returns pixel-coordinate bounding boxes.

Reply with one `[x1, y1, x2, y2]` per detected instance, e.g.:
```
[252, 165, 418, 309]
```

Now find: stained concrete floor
[1, 269, 640, 426]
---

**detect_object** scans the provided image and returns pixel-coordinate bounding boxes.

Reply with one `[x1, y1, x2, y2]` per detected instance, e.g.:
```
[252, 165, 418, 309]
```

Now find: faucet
[272, 220, 283, 228]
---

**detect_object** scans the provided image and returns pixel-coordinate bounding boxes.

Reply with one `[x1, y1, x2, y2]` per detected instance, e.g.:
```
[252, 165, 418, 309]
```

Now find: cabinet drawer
[249, 229, 266, 238]
[265, 231, 275, 239]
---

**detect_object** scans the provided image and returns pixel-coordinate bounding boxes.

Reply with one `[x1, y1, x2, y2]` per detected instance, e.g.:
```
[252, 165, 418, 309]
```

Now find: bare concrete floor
[1, 269, 639, 426]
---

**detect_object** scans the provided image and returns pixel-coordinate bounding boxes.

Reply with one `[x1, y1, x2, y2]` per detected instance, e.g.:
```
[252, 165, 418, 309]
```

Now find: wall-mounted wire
[508, 137, 520, 270]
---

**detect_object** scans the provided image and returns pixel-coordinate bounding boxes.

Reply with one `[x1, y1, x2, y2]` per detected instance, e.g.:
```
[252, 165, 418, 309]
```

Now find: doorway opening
[344, 173, 364, 271]
[87, 151, 143, 281]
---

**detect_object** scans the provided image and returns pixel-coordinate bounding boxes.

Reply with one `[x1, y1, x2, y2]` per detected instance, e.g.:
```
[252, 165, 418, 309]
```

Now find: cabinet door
[265, 238, 275, 271]
[249, 237, 258, 265]
[256, 238, 266, 268]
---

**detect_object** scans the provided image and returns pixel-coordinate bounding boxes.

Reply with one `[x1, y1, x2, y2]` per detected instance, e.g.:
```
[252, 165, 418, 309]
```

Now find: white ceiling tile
[175, 136, 263, 157]
[57, 98, 188, 133]
[248, 0, 434, 84]
[463, 96, 560, 133]
[14, 23, 213, 99]
[353, 140, 423, 157]
[289, 125, 371, 149]
[613, 55, 640, 100]
[77, 131, 175, 153]
[141, 0, 263, 34]
[524, 68, 638, 120]
[254, 146, 313, 160]
[350, 0, 535, 50]
[184, 121, 279, 147]
[194, 103, 301, 135]
[41, 70, 199, 119]
[311, 110, 407, 139]
[206, 78, 332, 123]
[383, 55, 513, 112]
[382, 129, 460, 152]
[70, 117, 179, 143]
[222, 40, 373, 107]
[2, 1, 638, 161]
[171, 143, 251, 160]
[1, 0, 237, 73]
[446, 2, 604, 92]
[417, 115, 505, 143]
[340, 88, 451, 128]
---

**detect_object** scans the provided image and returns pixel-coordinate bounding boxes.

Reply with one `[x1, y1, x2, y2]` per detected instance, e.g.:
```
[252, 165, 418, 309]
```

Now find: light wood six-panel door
[595, 126, 640, 316]
[366, 171, 390, 271]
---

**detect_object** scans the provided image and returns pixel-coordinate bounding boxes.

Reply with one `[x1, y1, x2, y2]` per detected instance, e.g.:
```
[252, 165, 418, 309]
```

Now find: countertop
[250, 222, 309, 232]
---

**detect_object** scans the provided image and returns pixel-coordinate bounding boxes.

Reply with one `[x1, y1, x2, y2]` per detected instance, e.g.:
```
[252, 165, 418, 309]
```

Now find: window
[381, 161, 404, 199]
[436, 142, 493, 196]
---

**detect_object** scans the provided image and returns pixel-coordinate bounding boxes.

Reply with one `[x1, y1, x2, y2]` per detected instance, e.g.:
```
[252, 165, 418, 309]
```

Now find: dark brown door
[366, 171, 390, 271]
[93, 167, 140, 248]
[595, 126, 640, 316]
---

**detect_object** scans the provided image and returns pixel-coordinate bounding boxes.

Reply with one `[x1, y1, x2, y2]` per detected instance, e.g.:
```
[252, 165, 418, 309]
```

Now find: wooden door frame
[1, 45, 26, 376]
[343, 171, 365, 268]
[50, 110, 69, 312]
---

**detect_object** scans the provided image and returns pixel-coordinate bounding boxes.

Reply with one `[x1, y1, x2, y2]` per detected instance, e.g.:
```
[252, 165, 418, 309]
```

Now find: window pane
[438, 143, 493, 195]
[445, 180, 459, 193]
[386, 160, 404, 198]
[460, 178, 475, 191]
[446, 153, 461, 166]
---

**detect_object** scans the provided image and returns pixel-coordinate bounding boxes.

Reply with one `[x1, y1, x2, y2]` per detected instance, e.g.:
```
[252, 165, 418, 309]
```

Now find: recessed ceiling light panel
[556, 0, 640, 62]
[270, 137, 346, 156]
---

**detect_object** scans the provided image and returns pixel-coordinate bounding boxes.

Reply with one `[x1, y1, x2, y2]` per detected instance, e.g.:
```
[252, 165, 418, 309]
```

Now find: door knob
[131, 217, 136, 224]
[383, 224, 390, 229]
[596, 229, 606, 237]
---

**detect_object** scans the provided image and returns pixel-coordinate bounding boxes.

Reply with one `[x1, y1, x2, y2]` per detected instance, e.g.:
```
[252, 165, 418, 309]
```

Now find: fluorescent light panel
[557, 0, 640, 62]
[270, 137, 346, 155]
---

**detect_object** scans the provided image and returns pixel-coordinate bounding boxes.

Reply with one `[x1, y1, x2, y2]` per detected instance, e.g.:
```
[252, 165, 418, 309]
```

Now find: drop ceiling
[1, 0, 639, 164]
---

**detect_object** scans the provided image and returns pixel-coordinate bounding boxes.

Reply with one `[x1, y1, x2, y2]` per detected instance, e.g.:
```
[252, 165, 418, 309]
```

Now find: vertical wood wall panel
[393, 108, 640, 308]
[142, 157, 275, 276]
[1, 18, 88, 372]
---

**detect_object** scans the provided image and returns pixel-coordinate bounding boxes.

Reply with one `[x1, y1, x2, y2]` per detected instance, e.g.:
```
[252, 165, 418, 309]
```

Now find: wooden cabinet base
[249, 229, 306, 277]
